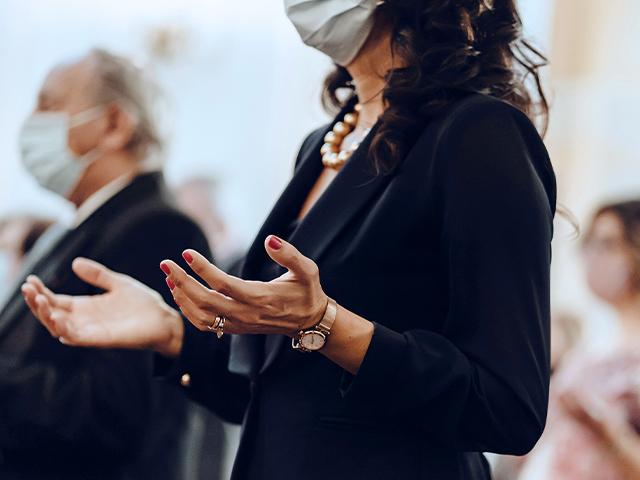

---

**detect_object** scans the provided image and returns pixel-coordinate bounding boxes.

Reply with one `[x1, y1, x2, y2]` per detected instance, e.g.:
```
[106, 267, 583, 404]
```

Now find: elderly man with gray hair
[0, 48, 215, 479]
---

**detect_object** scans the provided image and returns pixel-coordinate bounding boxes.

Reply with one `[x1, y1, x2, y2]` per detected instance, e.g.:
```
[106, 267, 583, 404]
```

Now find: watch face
[300, 331, 326, 351]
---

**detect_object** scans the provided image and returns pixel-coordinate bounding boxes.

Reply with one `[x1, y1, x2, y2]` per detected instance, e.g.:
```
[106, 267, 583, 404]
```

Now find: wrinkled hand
[161, 235, 328, 337]
[21, 258, 183, 357]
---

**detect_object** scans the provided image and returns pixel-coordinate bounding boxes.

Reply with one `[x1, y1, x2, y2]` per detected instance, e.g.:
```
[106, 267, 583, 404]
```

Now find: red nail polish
[183, 251, 193, 264]
[160, 263, 171, 275]
[268, 236, 283, 250]
[166, 277, 175, 290]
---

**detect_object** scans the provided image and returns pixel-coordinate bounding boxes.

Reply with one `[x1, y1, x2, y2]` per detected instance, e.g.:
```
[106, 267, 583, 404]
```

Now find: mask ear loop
[68, 105, 107, 129]
[67, 105, 109, 169]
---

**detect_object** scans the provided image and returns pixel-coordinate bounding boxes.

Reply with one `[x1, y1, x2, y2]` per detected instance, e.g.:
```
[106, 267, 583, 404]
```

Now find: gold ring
[208, 314, 226, 339]
[207, 315, 222, 330]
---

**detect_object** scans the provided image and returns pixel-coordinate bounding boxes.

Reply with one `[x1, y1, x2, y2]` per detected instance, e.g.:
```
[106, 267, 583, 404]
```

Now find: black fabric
[0, 172, 213, 480]
[166, 94, 556, 480]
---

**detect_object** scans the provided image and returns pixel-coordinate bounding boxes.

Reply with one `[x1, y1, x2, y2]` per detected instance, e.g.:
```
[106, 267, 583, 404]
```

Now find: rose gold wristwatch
[291, 297, 337, 353]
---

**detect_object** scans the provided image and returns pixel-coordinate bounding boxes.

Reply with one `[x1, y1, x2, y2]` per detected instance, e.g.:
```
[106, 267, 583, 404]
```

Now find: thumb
[72, 257, 120, 291]
[264, 235, 318, 280]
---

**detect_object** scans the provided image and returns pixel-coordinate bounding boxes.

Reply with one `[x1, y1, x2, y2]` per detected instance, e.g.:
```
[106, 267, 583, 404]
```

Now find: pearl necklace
[321, 104, 371, 170]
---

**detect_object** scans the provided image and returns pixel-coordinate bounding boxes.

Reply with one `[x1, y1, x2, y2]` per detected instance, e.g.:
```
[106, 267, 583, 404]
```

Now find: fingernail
[183, 251, 194, 264]
[268, 236, 283, 250]
[160, 262, 171, 275]
[166, 277, 175, 290]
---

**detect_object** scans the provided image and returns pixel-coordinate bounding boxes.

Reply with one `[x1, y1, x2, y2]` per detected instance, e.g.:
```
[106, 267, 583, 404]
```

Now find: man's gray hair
[88, 48, 163, 158]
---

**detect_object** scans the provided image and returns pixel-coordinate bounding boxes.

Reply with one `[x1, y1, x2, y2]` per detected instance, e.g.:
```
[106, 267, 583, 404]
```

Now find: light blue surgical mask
[18, 106, 105, 198]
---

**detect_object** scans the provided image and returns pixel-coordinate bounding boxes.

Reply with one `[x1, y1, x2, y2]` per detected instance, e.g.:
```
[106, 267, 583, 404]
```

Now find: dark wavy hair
[322, 0, 549, 174]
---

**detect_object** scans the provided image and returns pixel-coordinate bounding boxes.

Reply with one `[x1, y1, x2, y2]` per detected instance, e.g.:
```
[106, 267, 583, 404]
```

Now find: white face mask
[18, 106, 105, 198]
[284, 0, 382, 66]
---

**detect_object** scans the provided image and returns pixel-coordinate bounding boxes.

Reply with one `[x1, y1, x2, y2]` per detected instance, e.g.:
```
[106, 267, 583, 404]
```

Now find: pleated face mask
[284, 0, 382, 66]
[19, 106, 105, 198]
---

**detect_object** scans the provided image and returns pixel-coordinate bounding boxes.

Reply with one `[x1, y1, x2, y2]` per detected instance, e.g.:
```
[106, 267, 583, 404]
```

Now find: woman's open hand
[21, 258, 184, 357]
[161, 235, 328, 337]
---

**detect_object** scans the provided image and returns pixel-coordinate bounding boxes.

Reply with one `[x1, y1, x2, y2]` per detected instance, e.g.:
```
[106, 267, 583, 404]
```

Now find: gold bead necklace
[321, 104, 371, 170]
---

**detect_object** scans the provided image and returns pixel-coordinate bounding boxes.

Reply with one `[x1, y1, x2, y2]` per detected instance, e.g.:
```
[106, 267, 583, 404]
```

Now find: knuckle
[195, 290, 214, 308]
[197, 312, 211, 326]
[302, 259, 319, 278]
[216, 281, 231, 296]
[193, 318, 207, 331]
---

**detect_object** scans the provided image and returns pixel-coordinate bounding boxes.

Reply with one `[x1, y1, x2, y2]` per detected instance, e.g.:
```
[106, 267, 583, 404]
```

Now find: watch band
[291, 296, 337, 352]
[316, 296, 337, 335]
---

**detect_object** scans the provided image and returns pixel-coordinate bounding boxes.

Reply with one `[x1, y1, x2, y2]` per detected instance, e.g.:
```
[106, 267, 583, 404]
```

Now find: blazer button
[180, 373, 191, 387]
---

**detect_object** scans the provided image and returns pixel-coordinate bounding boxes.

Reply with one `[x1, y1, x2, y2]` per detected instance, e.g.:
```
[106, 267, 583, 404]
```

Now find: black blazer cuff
[339, 322, 407, 401]
[154, 319, 226, 385]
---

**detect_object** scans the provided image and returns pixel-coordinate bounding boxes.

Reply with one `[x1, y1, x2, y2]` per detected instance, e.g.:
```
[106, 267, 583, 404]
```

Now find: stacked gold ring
[207, 314, 226, 339]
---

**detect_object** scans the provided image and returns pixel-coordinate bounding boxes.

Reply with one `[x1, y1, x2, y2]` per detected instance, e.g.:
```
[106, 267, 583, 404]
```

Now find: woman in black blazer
[23, 1, 556, 478]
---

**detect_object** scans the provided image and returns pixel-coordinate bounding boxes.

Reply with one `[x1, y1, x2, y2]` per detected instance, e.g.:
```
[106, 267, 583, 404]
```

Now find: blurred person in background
[174, 176, 242, 271]
[0, 48, 216, 480]
[519, 200, 640, 480]
[549, 311, 583, 376]
[0, 215, 53, 283]
[23, 1, 557, 478]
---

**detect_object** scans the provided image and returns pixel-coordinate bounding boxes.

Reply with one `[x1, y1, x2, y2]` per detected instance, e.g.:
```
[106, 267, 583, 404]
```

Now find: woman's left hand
[161, 235, 329, 337]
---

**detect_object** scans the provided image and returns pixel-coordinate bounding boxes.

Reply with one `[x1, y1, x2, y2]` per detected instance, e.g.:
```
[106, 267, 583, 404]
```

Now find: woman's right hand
[21, 257, 184, 358]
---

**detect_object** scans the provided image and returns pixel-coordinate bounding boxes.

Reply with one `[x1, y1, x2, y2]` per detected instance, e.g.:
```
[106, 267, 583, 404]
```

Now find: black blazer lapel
[285, 122, 389, 264]
[229, 126, 328, 378]
[233, 105, 397, 377]
[259, 124, 395, 374]
[0, 225, 75, 335]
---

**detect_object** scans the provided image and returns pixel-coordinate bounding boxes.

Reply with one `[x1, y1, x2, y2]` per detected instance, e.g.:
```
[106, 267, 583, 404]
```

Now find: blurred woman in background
[522, 200, 640, 480]
[22, 1, 556, 478]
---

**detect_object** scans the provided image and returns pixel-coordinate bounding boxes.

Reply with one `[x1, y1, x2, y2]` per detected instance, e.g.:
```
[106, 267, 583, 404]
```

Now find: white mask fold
[284, 0, 381, 66]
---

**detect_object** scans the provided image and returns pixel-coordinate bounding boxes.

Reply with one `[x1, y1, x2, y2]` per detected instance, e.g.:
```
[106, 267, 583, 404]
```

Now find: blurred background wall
[547, 0, 640, 349]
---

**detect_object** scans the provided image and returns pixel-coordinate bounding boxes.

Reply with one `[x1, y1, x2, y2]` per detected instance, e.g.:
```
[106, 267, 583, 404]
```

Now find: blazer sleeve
[339, 100, 556, 455]
[0, 210, 231, 462]
[144, 214, 251, 424]
[113, 210, 252, 425]
[0, 338, 152, 463]
[159, 324, 251, 424]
